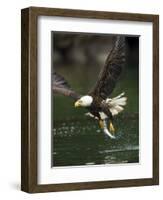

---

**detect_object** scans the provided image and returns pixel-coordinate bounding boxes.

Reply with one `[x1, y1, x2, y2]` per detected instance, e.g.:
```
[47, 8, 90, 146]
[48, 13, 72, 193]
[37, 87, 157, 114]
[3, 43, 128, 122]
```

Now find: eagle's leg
[99, 120, 104, 129]
[98, 118, 115, 139]
[109, 121, 115, 133]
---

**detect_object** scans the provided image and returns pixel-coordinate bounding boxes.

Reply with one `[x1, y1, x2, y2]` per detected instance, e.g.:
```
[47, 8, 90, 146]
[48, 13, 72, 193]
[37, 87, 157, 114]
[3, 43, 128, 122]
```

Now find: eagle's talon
[109, 121, 115, 133]
[99, 120, 104, 129]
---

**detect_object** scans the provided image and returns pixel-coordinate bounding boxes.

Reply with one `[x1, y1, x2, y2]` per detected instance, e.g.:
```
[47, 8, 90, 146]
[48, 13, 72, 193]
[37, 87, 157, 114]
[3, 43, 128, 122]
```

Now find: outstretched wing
[89, 36, 125, 99]
[52, 72, 80, 100]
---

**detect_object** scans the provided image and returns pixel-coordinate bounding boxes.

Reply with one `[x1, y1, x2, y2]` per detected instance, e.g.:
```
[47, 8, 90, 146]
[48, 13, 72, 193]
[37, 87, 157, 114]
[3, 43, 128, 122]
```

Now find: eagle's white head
[74, 95, 93, 107]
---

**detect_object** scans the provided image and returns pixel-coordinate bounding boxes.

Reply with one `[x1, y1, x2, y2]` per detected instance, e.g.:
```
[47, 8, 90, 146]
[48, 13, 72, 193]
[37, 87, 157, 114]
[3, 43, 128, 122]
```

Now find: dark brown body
[87, 95, 112, 120]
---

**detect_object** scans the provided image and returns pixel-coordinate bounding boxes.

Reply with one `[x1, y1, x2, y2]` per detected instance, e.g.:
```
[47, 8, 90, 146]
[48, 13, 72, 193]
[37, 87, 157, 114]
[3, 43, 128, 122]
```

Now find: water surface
[52, 114, 139, 167]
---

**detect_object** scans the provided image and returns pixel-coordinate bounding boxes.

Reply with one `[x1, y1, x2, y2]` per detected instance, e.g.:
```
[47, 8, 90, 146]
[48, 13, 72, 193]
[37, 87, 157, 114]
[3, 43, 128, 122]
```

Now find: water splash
[53, 116, 139, 167]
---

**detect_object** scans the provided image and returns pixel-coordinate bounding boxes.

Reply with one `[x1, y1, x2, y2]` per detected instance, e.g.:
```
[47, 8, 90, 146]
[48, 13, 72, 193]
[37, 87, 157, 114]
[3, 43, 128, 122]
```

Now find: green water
[52, 65, 139, 167]
[53, 115, 139, 166]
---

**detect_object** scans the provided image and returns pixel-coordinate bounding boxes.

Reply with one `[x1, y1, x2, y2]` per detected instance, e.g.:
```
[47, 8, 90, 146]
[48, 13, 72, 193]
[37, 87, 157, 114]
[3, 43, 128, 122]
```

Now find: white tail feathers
[106, 92, 127, 116]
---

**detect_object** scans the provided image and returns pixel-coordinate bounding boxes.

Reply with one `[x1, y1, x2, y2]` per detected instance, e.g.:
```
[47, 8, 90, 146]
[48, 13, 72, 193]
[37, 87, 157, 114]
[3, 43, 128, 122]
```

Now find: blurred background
[52, 32, 139, 167]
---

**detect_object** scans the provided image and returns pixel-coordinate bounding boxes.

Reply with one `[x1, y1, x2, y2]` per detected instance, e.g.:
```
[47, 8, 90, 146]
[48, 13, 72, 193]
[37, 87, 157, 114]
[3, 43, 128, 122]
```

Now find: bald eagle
[53, 36, 127, 139]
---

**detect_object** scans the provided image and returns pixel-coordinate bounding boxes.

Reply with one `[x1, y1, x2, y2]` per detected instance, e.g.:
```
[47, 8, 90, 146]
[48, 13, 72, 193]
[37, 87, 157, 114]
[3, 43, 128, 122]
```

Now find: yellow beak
[74, 101, 81, 107]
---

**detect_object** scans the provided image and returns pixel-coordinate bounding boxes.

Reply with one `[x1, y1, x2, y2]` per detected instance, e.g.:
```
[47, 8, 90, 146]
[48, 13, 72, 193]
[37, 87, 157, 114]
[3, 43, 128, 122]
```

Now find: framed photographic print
[21, 7, 159, 193]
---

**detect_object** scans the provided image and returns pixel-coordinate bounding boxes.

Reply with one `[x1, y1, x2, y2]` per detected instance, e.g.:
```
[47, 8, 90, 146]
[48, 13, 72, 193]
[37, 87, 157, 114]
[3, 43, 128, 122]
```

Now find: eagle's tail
[106, 92, 127, 116]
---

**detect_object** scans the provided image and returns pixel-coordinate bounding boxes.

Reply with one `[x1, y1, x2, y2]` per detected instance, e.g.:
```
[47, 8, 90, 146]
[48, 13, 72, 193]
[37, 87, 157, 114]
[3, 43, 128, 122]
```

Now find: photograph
[21, 7, 159, 193]
[52, 32, 139, 167]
